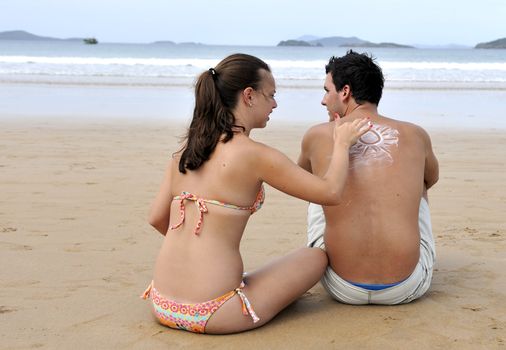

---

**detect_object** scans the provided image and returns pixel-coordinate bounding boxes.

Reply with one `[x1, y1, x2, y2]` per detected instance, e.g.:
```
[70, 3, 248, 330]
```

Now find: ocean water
[1, 40, 506, 86]
[1, 40, 506, 129]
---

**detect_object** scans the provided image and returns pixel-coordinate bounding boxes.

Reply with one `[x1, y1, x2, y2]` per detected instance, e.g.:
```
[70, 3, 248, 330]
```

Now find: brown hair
[178, 53, 270, 173]
[325, 50, 384, 105]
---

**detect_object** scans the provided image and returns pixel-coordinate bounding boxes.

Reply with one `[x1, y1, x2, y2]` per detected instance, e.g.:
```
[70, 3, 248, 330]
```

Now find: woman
[142, 53, 370, 334]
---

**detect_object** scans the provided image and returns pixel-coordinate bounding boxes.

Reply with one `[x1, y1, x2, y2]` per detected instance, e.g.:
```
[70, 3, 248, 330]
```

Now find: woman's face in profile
[252, 70, 277, 127]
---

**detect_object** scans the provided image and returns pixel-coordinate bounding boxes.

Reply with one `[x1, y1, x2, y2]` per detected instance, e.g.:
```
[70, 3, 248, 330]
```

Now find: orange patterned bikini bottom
[141, 281, 259, 333]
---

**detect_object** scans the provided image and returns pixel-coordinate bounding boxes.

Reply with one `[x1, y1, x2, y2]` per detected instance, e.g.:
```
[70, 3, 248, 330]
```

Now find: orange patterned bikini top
[169, 185, 265, 235]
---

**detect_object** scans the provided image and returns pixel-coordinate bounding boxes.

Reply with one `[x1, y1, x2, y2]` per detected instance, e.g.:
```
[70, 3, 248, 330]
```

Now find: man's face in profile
[321, 73, 342, 121]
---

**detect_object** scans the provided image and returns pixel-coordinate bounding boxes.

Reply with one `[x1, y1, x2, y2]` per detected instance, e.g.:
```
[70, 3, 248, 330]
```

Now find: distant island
[0, 30, 69, 41]
[475, 38, 506, 49]
[1, 30, 503, 49]
[152, 40, 176, 45]
[0, 30, 95, 43]
[151, 41, 204, 46]
[278, 40, 322, 47]
[346, 42, 413, 48]
[277, 36, 413, 48]
[0, 31, 202, 46]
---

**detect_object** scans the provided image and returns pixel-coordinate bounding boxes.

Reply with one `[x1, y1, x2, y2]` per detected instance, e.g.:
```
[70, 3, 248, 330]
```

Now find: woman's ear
[242, 87, 254, 107]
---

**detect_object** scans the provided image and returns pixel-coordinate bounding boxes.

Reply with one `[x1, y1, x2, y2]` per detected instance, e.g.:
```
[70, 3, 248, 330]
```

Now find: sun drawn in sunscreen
[349, 124, 399, 168]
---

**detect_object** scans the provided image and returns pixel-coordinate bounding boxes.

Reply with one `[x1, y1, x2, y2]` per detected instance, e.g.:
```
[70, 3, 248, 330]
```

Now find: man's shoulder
[306, 121, 333, 134]
[300, 122, 334, 158]
[302, 121, 333, 142]
[378, 116, 432, 152]
[379, 116, 427, 135]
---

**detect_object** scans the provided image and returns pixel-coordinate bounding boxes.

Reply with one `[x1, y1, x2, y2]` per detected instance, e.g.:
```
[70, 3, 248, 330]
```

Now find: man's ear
[341, 84, 351, 99]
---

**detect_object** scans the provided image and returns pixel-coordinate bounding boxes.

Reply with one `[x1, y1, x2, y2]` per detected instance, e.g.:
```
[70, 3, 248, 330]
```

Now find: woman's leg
[205, 247, 327, 334]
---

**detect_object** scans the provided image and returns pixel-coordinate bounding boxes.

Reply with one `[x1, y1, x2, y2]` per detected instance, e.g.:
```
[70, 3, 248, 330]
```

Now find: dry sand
[0, 118, 505, 349]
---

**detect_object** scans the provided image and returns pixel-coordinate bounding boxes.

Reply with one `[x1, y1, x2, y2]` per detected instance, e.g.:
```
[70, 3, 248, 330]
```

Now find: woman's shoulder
[221, 134, 289, 172]
[225, 133, 274, 154]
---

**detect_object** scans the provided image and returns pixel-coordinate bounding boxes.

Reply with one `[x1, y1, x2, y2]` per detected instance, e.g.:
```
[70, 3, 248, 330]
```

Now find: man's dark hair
[325, 50, 384, 105]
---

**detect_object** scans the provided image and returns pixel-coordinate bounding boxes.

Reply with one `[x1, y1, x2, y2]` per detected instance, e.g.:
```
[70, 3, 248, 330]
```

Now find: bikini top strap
[169, 186, 264, 234]
[250, 185, 265, 213]
[170, 192, 208, 235]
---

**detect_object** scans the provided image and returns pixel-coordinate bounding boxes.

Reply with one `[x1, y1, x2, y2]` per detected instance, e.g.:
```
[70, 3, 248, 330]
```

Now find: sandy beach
[1, 82, 505, 349]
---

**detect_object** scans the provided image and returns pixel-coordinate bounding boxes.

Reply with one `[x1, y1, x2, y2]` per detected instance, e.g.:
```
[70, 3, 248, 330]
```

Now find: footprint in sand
[4, 280, 40, 288]
[64, 243, 82, 253]
[462, 305, 484, 312]
[464, 227, 478, 234]
[0, 306, 17, 314]
[0, 242, 32, 250]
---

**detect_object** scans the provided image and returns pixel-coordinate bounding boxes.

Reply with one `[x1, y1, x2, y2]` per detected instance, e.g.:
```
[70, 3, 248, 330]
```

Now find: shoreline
[2, 79, 506, 130]
[2, 74, 506, 91]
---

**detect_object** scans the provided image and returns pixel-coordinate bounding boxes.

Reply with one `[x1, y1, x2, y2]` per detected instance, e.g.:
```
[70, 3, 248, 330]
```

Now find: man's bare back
[299, 113, 438, 284]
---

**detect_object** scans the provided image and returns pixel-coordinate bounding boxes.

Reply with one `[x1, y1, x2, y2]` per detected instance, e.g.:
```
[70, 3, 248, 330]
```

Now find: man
[298, 50, 439, 304]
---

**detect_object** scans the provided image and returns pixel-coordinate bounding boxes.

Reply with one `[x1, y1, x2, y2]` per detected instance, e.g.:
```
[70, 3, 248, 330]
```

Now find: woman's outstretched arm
[254, 118, 370, 205]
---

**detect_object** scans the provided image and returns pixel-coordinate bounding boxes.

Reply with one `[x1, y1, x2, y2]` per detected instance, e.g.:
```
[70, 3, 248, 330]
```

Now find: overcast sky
[1, 0, 504, 46]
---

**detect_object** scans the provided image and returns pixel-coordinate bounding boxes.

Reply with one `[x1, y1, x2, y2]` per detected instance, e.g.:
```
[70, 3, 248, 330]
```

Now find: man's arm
[420, 128, 439, 189]
[297, 129, 313, 173]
